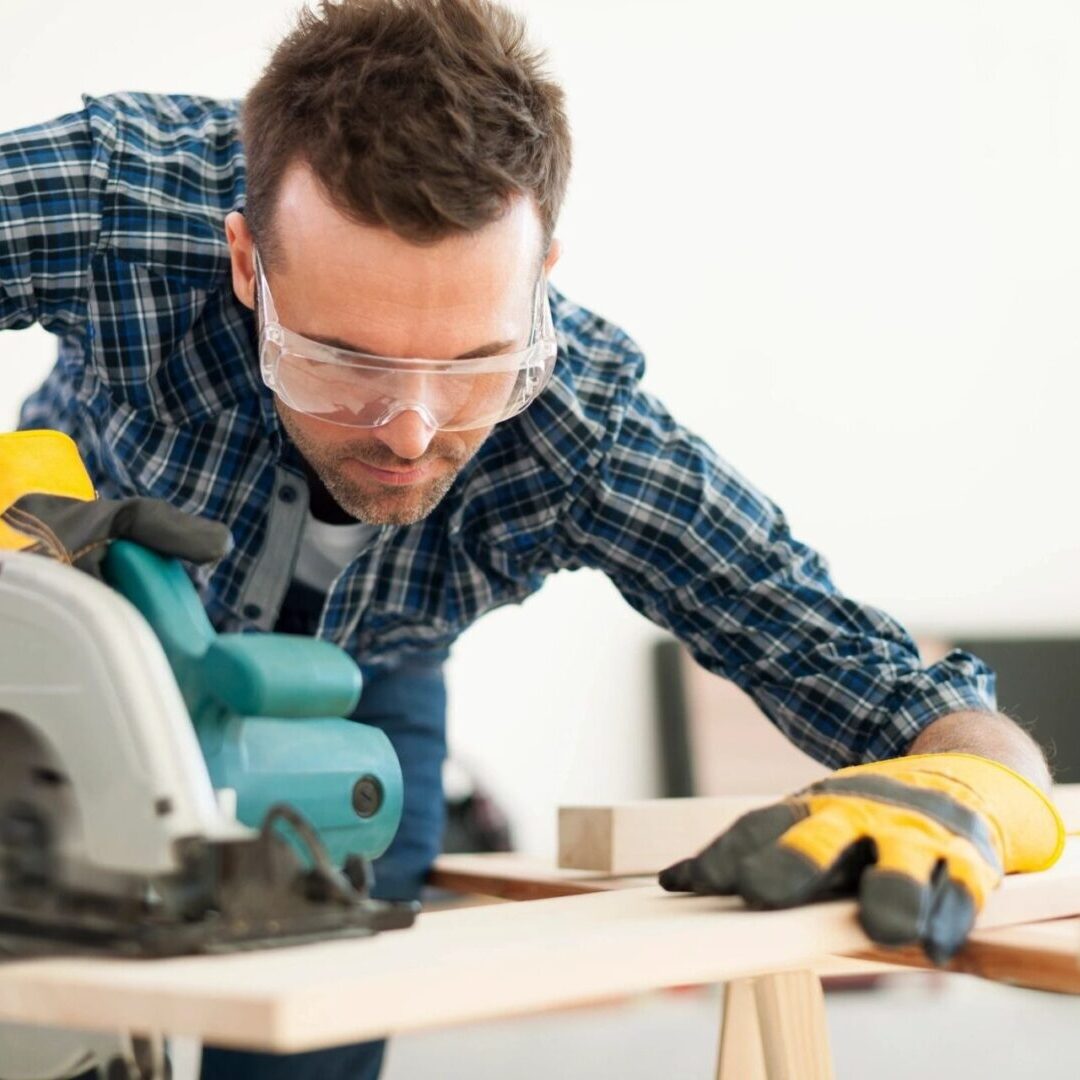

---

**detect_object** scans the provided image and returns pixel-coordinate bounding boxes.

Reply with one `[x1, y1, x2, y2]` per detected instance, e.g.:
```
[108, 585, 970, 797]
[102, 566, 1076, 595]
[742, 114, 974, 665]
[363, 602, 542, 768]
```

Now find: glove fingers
[658, 857, 697, 892]
[923, 839, 990, 965]
[658, 802, 804, 894]
[111, 500, 232, 565]
[12, 493, 232, 578]
[859, 867, 932, 949]
[737, 808, 872, 908]
[922, 867, 977, 966]
[859, 836, 983, 964]
[857, 834, 939, 948]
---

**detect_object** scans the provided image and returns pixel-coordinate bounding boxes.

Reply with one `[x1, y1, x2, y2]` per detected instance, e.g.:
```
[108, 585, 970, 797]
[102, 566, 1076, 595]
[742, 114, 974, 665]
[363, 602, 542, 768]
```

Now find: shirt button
[278, 484, 298, 504]
[243, 603, 263, 620]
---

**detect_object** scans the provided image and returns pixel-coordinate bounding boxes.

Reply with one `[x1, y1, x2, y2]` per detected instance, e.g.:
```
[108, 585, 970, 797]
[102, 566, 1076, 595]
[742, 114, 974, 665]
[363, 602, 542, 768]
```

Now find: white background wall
[3, 0, 1079, 856]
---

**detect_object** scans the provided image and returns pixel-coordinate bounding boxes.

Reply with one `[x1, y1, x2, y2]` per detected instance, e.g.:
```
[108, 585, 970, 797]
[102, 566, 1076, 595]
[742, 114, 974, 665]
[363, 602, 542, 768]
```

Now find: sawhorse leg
[717, 970, 834, 1080]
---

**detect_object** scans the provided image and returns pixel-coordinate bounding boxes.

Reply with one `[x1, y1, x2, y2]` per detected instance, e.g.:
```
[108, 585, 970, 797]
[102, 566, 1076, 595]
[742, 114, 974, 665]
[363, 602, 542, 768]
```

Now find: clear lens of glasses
[255, 251, 557, 431]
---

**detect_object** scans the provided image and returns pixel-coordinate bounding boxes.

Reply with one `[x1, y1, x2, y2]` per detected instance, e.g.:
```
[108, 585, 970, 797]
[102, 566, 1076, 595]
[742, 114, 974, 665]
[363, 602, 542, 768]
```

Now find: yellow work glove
[659, 753, 1065, 963]
[0, 429, 96, 550]
[0, 429, 230, 577]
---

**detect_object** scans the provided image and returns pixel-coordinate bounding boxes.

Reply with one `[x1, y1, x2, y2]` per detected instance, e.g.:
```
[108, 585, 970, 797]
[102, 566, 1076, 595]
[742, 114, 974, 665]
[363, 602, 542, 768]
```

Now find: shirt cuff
[857, 648, 998, 764]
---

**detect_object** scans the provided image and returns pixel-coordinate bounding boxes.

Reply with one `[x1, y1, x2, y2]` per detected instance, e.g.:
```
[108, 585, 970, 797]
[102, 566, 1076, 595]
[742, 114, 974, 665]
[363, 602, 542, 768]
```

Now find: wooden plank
[559, 796, 770, 874]
[435, 849, 1079, 995]
[0, 843, 1076, 1053]
[430, 854, 906, 978]
[559, 784, 1080, 874]
[429, 853, 651, 900]
[856, 916, 1080, 994]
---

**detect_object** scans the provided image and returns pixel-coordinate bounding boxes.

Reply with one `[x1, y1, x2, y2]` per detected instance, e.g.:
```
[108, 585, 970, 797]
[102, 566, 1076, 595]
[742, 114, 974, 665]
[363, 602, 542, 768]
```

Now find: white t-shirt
[292, 512, 382, 593]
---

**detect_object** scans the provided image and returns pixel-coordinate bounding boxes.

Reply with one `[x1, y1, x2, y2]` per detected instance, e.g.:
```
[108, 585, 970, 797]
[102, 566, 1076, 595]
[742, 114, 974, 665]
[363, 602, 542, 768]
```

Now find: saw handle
[102, 540, 362, 720]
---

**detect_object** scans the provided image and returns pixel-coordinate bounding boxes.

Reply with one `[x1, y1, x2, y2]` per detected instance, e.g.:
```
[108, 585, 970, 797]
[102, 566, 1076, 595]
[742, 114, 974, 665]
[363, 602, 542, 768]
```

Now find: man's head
[226, 0, 570, 525]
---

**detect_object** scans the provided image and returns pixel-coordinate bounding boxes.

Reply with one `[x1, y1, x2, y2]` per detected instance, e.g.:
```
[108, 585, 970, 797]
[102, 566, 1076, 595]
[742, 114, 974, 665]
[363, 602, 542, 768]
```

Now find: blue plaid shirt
[1, 92, 996, 767]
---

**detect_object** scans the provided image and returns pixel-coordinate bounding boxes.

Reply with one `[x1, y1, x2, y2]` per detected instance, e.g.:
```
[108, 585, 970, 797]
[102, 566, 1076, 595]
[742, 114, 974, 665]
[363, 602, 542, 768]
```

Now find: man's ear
[544, 237, 563, 275]
[225, 211, 256, 310]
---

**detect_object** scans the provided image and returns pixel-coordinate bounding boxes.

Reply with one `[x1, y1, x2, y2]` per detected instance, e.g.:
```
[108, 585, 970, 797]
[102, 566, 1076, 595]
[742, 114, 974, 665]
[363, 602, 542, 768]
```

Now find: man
[0, 1, 1061, 1078]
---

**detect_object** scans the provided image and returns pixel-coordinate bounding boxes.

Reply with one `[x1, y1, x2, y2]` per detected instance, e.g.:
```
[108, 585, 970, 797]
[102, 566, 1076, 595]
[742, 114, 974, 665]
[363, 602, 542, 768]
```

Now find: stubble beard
[278, 408, 475, 525]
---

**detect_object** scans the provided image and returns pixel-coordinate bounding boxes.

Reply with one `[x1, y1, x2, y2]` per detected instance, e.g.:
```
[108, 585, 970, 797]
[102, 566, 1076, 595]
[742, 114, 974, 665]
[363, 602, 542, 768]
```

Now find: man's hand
[0, 429, 230, 578]
[659, 752, 1064, 964]
[4, 491, 231, 579]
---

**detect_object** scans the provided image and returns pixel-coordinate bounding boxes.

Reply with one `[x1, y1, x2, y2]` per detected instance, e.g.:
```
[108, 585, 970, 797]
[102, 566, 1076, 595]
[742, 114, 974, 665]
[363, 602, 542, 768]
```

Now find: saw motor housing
[102, 539, 404, 869]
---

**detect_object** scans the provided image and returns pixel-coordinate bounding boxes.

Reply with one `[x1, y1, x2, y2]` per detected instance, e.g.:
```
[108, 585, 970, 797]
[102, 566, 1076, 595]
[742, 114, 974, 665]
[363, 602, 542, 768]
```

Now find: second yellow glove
[659, 752, 1064, 963]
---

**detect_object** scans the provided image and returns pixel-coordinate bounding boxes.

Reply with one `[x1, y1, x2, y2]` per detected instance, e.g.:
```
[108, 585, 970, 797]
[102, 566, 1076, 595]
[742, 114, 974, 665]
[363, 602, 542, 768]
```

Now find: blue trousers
[199, 653, 448, 1080]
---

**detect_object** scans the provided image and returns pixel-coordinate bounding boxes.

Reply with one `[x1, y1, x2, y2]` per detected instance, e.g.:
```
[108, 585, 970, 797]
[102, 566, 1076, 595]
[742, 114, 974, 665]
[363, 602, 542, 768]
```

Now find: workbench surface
[1, 844, 1077, 1052]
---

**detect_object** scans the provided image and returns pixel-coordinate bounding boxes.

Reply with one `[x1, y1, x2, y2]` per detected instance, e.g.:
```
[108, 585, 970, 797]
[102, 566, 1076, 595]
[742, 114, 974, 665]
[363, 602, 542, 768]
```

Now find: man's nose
[372, 409, 437, 460]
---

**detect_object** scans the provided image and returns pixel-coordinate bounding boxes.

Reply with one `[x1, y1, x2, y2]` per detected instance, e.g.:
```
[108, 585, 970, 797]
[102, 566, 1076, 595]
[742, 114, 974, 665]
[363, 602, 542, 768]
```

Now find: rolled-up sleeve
[550, 382, 996, 768]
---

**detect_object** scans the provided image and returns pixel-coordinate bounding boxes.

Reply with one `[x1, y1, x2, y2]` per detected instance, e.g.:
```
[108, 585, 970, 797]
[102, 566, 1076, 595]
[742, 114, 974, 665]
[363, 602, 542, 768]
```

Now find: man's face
[227, 165, 556, 525]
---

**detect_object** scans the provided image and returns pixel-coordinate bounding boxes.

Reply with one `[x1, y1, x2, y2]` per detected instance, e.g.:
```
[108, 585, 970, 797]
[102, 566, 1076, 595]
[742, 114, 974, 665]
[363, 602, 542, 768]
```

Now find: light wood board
[430, 852, 1080, 989]
[429, 853, 903, 979]
[429, 852, 652, 900]
[857, 915, 1080, 993]
[0, 843, 1077, 1052]
[559, 796, 771, 874]
[560, 784, 1080, 874]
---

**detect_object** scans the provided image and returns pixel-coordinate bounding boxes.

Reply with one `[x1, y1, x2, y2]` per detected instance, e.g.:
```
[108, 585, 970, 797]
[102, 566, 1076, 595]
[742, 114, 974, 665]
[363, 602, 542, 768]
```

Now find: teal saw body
[102, 540, 402, 866]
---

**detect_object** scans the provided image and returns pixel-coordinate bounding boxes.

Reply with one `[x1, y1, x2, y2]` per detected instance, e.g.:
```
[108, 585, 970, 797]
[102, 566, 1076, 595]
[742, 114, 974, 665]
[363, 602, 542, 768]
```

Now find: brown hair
[242, 0, 572, 267]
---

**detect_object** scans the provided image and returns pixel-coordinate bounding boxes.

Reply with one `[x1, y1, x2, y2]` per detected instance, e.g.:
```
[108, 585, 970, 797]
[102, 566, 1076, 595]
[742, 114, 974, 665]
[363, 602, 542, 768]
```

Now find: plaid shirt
[1, 92, 996, 767]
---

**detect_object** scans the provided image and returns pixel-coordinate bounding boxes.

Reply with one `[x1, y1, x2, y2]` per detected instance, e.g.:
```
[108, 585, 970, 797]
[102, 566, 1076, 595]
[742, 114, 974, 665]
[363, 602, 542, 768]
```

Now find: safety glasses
[254, 249, 558, 432]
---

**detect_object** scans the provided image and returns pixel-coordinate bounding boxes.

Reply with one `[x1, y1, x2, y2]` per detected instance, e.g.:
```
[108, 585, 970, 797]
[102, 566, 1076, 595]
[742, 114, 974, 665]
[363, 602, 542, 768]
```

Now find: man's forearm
[907, 711, 1052, 793]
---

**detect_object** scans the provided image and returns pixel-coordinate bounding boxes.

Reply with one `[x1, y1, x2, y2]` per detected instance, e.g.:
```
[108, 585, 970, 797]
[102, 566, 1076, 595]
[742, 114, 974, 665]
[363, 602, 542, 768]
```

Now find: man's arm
[0, 106, 100, 334]
[909, 710, 1052, 793]
[540, 372, 999, 769]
